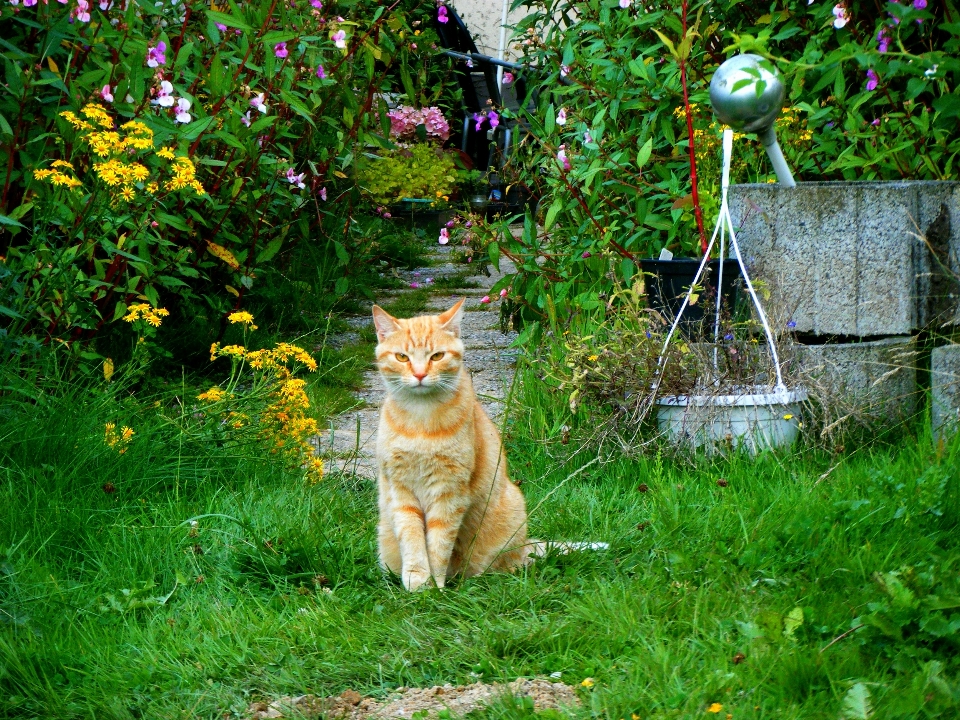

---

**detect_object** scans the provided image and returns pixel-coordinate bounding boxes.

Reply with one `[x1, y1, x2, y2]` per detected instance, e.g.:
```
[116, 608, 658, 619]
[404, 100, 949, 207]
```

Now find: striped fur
[372, 299, 531, 591]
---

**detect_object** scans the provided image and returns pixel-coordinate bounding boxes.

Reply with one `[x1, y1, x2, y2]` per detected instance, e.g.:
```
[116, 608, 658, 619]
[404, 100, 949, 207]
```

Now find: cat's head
[372, 299, 466, 398]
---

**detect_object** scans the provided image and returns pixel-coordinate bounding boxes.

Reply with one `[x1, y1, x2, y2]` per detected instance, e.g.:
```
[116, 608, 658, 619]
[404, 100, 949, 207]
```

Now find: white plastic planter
[656, 386, 806, 454]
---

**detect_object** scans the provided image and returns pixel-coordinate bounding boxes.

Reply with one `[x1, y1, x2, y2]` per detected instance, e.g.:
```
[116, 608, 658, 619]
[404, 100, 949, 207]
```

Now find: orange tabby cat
[372, 298, 531, 591]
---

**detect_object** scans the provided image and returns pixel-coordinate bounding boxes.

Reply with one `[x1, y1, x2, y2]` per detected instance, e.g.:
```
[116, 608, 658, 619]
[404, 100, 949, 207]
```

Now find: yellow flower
[707, 704, 723, 714]
[197, 386, 228, 402]
[119, 187, 135, 202]
[82, 103, 115, 129]
[782, 414, 794, 420]
[156, 147, 176, 160]
[104, 358, 114, 382]
[33, 169, 53, 181]
[51, 160, 74, 170]
[146, 181, 159, 194]
[120, 426, 135, 442]
[227, 311, 257, 328]
[587, 354, 599, 361]
[580, 678, 594, 688]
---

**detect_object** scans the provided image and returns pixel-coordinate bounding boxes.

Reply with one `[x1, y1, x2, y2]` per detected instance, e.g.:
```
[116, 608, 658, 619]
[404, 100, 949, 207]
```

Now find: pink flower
[175, 97, 192, 123]
[619, 0, 630, 6]
[410, 282, 420, 289]
[10, 0, 20, 6]
[865, 69, 879, 91]
[274, 42, 288, 58]
[437, 5, 448, 23]
[310, 0, 321, 7]
[557, 144, 570, 171]
[75, 0, 90, 22]
[832, 4, 849, 28]
[411, 43, 417, 49]
[584, 130, 593, 144]
[488, 111, 499, 129]
[582, 251, 591, 258]
[98, 0, 112, 9]
[250, 92, 268, 113]
[146, 41, 167, 68]
[560, 65, 570, 77]
[319, 187, 327, 201]
[480, 295, 491, 304]
[215, 22, 227, 31]
[502, 72, 514, 85]
[438, 228, 450, 245]
[556, 108, 567, 125]
[332, 29, 346, 48]
[26, 0, 39, 6]
[316, 64, 326, 79]
[241, 111, 251, 127]
[285, 167, 306, 189]
[499, 288, 508, 298]
[100, 84, 114, 103]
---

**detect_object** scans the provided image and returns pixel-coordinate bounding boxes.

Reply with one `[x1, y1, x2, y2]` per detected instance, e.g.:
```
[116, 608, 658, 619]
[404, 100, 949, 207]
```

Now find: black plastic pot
[639, 258, 742, 338]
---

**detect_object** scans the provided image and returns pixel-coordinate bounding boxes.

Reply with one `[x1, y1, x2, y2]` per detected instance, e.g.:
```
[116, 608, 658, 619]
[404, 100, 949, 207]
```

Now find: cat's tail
[526, 539, 609, 559]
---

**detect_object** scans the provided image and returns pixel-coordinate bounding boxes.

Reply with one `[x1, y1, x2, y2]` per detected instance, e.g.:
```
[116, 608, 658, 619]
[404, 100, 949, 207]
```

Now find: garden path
[319, 237, 519, 479]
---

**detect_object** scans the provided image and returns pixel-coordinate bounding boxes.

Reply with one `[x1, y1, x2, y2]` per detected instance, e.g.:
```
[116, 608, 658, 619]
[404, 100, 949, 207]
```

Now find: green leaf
[206, 10, 251, 32]
[0, 214, 24, 228]
[257, 237, 283, 264]
[841, 683, 873, 720]
[651, 29, 678, 59]
[545, 103, 556, 136]
[544, 198, 563, 231]
[636, 138, 653, 169]
[334, 276, 349, 295]
[783, 607, 804, 638]
[0, 112, 12, 138]
[731, 78, 754, 93]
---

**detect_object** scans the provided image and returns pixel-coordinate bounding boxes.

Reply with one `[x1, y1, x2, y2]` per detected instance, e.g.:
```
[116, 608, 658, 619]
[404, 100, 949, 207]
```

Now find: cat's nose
[412, 371, 427, 382]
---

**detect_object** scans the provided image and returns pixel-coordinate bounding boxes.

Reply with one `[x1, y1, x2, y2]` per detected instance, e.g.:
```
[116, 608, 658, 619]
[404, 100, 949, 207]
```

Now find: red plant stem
[679, 0, 707, 256]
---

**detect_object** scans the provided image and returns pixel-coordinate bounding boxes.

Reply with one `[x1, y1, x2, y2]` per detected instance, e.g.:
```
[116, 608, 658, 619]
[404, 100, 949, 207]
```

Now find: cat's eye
[430, 352, 445, 362]
[395, 353, 409, 362]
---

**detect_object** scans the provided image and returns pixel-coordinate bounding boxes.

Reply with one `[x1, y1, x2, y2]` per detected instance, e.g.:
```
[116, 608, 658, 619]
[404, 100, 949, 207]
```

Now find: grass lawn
[1, 362, 958, 719]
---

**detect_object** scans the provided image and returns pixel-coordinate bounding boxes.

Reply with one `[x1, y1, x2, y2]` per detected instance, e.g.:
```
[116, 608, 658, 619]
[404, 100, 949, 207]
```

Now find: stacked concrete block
[931, 344, 960, 440]
[792, 338, 919, 424]
[728, 181, 960, 429]
[728, 181, 960, 336]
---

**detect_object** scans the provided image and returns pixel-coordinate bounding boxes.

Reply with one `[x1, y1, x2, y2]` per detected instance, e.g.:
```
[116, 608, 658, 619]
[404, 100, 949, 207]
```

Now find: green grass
[1, 360, 959, 719]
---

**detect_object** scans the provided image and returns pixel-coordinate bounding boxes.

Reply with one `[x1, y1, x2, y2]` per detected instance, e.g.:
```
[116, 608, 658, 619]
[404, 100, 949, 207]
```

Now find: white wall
[450, 0, 526, 59]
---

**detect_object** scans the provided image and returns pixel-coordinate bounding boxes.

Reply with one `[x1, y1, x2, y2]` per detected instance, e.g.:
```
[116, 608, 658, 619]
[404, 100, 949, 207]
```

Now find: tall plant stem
[679, 0, 707, 256]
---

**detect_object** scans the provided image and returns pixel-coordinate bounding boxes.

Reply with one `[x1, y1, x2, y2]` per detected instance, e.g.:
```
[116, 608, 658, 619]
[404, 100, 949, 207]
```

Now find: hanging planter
[652, 127, 806, 454]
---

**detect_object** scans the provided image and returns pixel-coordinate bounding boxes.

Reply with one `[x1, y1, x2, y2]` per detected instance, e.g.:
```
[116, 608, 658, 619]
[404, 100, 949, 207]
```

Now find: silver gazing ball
[709, 54, 785, 134]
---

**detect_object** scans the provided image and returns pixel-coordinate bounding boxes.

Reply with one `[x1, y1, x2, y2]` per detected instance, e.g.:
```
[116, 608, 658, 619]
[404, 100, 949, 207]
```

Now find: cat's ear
[438, 297, 465, 337]
[372, 305, 400, 342]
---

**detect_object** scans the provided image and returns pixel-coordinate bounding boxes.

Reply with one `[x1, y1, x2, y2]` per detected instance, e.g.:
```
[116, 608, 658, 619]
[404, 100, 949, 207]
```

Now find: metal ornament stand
[653, 128, 806, 451]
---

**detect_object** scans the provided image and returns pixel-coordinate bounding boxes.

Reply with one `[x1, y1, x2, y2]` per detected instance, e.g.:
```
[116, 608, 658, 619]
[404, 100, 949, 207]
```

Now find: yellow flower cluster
[82, 103, 115, 130]
[166, 156, 205, 195]
[228, 311, 258, 329]
[123, 303, 170, 327]
[197, 386, 228, 402]
[33, 167, 82, 190]
[104, 422, 135, 454]
[93, 159, 151, 188]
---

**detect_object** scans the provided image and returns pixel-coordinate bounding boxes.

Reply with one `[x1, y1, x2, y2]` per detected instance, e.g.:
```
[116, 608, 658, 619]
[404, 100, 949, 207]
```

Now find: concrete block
[729, 181, 960, 336]
[931, 344, 960, 441]
[792, 336, 920, 423]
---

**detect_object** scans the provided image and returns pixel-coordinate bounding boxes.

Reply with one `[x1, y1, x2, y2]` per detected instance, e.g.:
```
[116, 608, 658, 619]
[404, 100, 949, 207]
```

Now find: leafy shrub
[357, 144, 458, 205]
[0, 0, 453, 352]
[499, 0, 960, 336]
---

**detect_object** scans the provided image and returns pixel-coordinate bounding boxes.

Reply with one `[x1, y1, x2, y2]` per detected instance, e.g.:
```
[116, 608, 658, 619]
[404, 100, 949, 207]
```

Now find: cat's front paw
[402, 567, 432, 592]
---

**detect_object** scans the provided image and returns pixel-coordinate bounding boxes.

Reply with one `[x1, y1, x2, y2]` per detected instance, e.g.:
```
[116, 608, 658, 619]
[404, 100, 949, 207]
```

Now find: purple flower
[724, 333, 734, 340]
[310, 0, 322, 7]
[410, 282, 420, 289]
[215, 22, 227, 31]
[319, 187, 327, 201]
[437, 5, 448, 23]
[25, 0, 39, 5]
[581, 251, 591, 258]
[488, 111, 499, 129]
[832, 4, 849, 28]
[316, 64, 326, 79]
[645, 330, 652, 339]
[866, 68, 879, 91]
[473, 112, 486, 132]
[332, 29, 346, 49]
[787, 320, 797, 329]
[146, 41, 167, 68]
[241, 111, 251, 127]
[877, 27, 891, 52]
[285, 167, 306, 189]
[274, 42, 288, 59]
[556, 108, 567, 125]
[913, 0, 926, 7]
[502, 72, 514, 85]
[560, 65, 570, 77]
[446, 220, 454, 228]
[584, 130, 593, 144]
[872, 118, 881, 126]
[100, 84, 114, 103]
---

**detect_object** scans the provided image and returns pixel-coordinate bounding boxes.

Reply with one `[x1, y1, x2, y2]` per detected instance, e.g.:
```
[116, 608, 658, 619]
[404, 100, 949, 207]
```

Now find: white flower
[154, 80, 175, 107]
[832, 4, 849, 28]
[556, 108, 567, 125]
[619, 0, 631, 7]
[241, 110, 252, 127]
[175, 97, 192, 123]
[250, 92, 268, 114]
